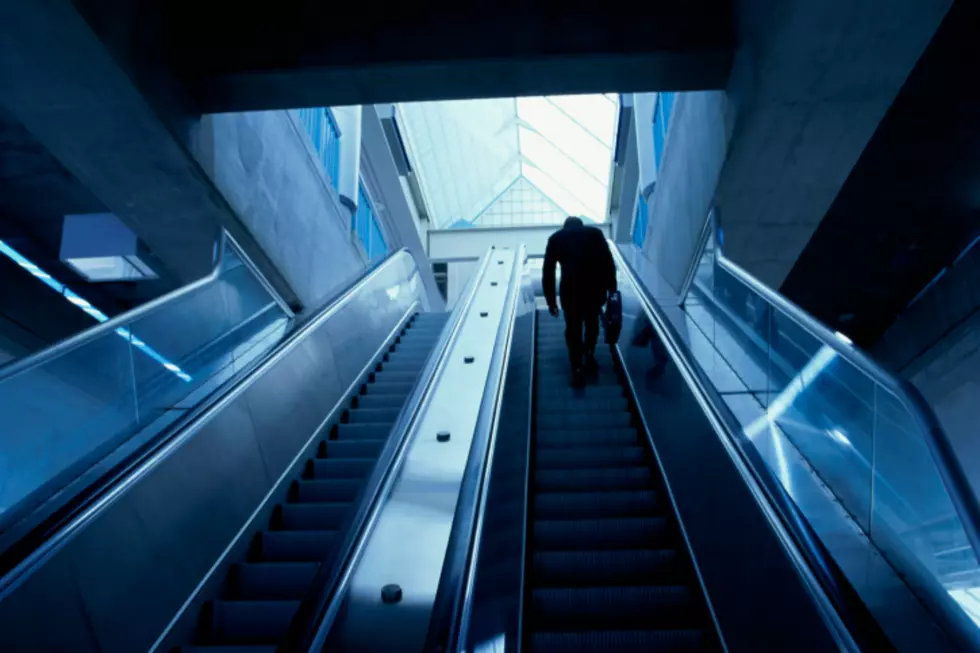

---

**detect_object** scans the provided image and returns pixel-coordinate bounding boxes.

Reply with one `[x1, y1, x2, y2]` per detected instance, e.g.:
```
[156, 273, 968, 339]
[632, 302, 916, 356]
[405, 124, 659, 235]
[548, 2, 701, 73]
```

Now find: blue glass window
[633, 193, 649, 248]
[354, 185, 389, 261]
[298, 108, 341, 187]
[651, 92, 675, 174]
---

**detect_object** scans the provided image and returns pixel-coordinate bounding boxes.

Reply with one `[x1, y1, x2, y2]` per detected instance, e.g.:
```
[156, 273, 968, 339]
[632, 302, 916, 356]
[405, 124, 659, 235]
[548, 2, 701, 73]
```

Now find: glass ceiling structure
[397, 94, 618, 229]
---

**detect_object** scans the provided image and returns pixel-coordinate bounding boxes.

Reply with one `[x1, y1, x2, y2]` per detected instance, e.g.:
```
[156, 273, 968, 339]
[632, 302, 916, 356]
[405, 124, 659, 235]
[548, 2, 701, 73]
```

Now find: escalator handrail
[280, 246, 499, 653]
[423, 246, 527, 653]
[612, 245, 862, 651]
[715, 253, 980, 564]
[0, 247, 416, 600]
[0, 231, 292, 383]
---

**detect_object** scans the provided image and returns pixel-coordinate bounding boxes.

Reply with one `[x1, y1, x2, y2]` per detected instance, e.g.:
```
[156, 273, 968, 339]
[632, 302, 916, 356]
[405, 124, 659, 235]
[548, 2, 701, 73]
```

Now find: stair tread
[528, 630, 704, 653]
[533, 517, 672, 551]
[530, 586, 698, 628]
[211, 600, 300, 644]
[532, 549, 682, 586]
[230, 562, 318, 600]
[256, 530, 337, 562]
[309, 458, 375, 479]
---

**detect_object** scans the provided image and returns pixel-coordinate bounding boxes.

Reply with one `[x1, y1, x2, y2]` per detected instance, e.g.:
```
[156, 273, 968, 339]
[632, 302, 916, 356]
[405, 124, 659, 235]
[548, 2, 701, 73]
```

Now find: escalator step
[537, 374, 621, 388]
[530, 586, 697, 629]
[229, 562, 319, 600]
[536, 359, 615, 374]
[210, 600, 299, 645]
[374, 370, 418, 384]
[347, 408, 401, 424]
[356, 394, 407, 410]
[537, 412, 632, 429]
[381, 358, 425, 377]
[295, 479, 362, 503]
[392, 342, 438, 355]
[534, 490, 658, 519]
[255, 530, 337, 562]
[536, 397, 628, 413]
[535, 447, 646, 469]
[335, 423, 392, 440]
[324, 440, 386, 458]
[279, 503, 349, 530]
[536, 429, 638, 448]
[528, 630, 704, 653]
[367, 381, 415, 395]
[532, 550, 682, 586]
[309, 458, 375, 480]
[533, 518, 671, 551]
[182, 647, 277, 653]
[535, 468, 653, 492]
[536, 386, 624, 400]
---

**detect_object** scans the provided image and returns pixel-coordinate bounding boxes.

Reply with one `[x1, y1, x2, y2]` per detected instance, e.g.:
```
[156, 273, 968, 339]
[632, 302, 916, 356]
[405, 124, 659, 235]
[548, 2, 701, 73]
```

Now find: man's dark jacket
[542, 223, 617, 313]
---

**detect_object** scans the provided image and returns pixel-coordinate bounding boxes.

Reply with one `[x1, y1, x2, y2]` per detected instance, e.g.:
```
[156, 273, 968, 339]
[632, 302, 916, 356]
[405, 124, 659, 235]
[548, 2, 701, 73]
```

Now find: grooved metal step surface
[180, 312, 449, 651]
[525, 309, 716, 652]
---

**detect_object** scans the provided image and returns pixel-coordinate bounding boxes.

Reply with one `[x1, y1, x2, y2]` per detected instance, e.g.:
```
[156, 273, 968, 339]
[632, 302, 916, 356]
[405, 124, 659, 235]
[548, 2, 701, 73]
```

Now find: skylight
[397, 94, 618, 228]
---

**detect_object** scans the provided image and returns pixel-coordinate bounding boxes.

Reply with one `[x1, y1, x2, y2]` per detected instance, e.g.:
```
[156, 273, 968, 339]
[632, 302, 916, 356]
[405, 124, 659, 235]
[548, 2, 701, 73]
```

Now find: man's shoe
[571, 367, 586, 387]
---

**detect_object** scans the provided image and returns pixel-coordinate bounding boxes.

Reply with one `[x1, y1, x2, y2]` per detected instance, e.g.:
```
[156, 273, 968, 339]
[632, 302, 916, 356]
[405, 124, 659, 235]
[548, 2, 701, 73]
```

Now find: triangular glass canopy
[397, 94, 618, 229]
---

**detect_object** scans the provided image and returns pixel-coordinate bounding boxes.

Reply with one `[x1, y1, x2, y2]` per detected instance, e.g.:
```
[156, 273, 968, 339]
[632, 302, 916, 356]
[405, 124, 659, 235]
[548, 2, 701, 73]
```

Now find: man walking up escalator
[542, 216, 618, 386]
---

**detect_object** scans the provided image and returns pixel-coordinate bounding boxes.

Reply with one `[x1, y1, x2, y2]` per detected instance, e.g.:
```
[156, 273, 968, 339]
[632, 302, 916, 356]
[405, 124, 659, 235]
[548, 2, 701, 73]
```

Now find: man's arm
[542, 236, 559, 314]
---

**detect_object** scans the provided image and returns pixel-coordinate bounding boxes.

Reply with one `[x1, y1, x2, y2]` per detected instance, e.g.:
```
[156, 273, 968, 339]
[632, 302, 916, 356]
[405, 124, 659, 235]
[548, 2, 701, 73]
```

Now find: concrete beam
[165, 1, 734, 112]
[715, 0, 952, 289]
[0, 0, 301, 308]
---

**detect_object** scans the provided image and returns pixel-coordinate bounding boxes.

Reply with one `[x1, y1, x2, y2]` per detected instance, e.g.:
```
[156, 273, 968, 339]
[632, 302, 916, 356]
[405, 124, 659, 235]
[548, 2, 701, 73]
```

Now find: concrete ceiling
[780, 1, 980, 347]
[0, 108, 179, 316]
[158, 0, 735, 111]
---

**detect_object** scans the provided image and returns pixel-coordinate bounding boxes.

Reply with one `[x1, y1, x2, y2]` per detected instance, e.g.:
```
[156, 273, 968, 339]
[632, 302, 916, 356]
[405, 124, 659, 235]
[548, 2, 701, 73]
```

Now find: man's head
[563, 216, 584, 229]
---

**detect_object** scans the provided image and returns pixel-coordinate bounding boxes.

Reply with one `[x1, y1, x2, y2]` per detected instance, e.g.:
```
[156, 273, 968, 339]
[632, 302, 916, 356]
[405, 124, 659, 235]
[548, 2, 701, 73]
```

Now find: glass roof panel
[473, 177, 568, 227]
[518, 126, 606, 218]
[397, 94, 617, 228]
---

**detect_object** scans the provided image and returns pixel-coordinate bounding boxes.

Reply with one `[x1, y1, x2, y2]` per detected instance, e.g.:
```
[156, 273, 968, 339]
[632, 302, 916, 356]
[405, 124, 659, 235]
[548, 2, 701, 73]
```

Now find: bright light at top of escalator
[0, 238, 192, 382]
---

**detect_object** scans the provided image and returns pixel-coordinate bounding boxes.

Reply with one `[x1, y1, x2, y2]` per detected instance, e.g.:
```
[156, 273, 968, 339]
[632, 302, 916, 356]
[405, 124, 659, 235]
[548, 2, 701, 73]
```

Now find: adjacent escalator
[524, 312, 718, 652]
[182, 311, 449, 652]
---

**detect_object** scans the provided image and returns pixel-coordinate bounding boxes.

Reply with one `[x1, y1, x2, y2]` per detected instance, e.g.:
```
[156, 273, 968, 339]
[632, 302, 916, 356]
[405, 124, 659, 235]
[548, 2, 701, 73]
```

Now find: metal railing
[712, 252, 980, 570]
[672, 240, 980, 647]
[613, 244, 864, 650]
[280, 246, 500, 653]
[0, 233, 294, 542]
[0, 246, 419, 603]
[423, 245, 527, 653]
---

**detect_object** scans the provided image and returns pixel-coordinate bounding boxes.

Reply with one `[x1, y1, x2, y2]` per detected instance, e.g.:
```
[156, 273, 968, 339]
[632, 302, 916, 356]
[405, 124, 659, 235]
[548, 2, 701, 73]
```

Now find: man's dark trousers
[563, 303, 601, 369]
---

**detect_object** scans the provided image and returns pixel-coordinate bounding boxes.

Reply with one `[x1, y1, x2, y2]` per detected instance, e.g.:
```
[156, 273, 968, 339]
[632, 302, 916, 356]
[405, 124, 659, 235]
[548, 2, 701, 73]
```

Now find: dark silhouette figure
[543, 217, 617, 384]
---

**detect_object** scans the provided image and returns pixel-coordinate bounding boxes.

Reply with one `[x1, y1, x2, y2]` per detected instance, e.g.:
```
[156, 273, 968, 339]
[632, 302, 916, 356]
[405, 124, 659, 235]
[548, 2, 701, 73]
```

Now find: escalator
[524, 314, 717, 652]
[184, 312, 448, 651]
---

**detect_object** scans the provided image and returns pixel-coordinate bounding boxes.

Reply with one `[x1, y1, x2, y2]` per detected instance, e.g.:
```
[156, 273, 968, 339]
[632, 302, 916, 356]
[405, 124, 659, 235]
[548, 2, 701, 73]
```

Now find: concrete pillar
[333, 105, 363, 217]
